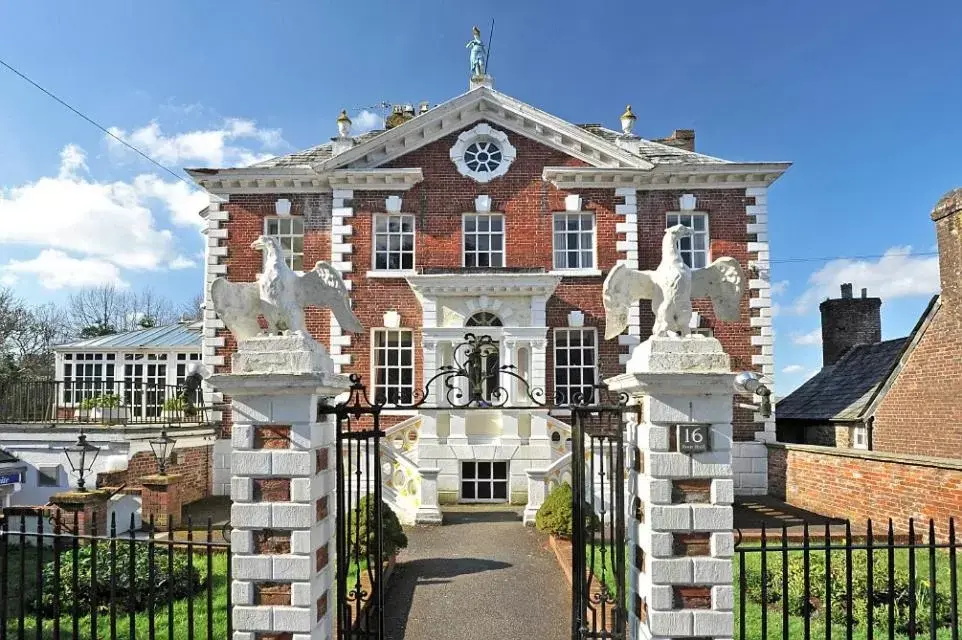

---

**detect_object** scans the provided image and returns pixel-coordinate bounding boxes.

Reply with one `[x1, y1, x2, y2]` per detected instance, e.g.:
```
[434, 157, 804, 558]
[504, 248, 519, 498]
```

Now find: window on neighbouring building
[124, 353, 168, 418]
[463, 214, 504, 268]
[852, 425, 868, 449]
[62, 352, 116, 404]
[666, 213, 709, 269]
[37, 465, 61, 487]
[554, 328, 598, 404]
[264, 217, 305, 271]
[373, 214, 415, 271]
[461, 461, 508, 502]
[693, 327, 714, 338]
[373, 329, 414, 404]
[553, 213, 596, 270]
[176, 353, 203, 404]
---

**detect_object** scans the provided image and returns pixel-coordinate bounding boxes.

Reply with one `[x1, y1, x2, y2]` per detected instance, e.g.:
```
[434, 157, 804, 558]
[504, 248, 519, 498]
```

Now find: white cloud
[169, 256, 197, 270]
[132, 174, 209, 228]
[1, 250, 127, 290]
[0, 144, 193, 270]
[791, 329, 822, 346]
[782, 364, 805, 374]
[351, 110, 384, 135]
[770, 280, 789, 296]
[107, 118, 283, 168]
[790, 247, 940, 315]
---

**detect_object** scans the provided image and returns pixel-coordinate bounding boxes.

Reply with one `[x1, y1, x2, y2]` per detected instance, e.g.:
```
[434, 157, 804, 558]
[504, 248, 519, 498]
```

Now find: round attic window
[450, 123, 516, 183]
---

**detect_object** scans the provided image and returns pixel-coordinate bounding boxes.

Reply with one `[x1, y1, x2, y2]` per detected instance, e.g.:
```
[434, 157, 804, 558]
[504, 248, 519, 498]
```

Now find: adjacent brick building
[770, 187, 962, 531]
[190, 77, 789, 506]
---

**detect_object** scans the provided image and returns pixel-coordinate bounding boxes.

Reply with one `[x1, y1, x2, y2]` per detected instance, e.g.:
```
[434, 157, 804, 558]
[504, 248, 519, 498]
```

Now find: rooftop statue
[466, 25, 487, 78]
[603, 225, 744, 339]
[210, 235, 363, 343]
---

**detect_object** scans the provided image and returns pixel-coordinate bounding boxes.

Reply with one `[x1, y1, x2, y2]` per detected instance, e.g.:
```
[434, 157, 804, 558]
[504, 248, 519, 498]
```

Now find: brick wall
[767, 443, 962, 537]
[214, 124, 762, 438]
[95, 444, 213, 505]
[870, 303, 962, 456]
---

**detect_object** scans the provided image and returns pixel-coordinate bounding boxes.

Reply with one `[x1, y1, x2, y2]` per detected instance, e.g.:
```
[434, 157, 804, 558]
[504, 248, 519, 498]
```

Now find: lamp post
[63, 431, 101, 492]
[149, 428, 177, 475]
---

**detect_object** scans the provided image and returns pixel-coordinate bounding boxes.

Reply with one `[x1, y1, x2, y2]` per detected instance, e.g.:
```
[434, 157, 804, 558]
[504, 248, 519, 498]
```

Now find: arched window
[466, 311, 503, 327]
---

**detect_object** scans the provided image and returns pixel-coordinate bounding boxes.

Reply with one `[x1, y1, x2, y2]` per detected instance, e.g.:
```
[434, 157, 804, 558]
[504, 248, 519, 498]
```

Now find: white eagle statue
[210, 235, 363, 342]
[603, 224, 744, 339]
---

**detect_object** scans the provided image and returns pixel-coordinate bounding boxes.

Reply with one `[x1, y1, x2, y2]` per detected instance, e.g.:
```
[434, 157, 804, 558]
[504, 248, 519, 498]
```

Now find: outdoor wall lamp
[734, 371, 773, 418]
[148, 427, 177, 475]
[63, 431, 101, 492]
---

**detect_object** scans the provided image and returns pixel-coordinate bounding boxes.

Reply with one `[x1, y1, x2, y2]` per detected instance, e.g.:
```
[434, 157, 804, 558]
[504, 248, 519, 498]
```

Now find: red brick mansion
[189, 74, 789, 507]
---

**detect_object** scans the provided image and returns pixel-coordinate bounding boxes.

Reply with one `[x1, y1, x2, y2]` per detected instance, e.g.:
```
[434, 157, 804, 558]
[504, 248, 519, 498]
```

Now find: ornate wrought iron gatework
[319, 380, 386, 640]
[570, 389, 629, 640]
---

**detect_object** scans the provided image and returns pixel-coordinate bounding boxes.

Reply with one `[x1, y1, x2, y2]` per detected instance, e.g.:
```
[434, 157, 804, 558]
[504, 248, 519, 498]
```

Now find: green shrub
[39, 543, 204, 615]
[535, 482, 597, 539]
[347, 495, 408, 564]
[79, 394, 122, 410]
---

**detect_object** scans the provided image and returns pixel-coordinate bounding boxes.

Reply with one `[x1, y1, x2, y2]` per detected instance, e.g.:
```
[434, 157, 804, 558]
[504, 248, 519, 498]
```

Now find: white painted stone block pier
[212, 336, 349, 640]
[608, 336, 736, 640]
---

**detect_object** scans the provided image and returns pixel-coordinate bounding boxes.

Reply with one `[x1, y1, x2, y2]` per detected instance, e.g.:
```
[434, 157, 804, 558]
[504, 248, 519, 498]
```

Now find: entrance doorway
[460, 461, 508, 502]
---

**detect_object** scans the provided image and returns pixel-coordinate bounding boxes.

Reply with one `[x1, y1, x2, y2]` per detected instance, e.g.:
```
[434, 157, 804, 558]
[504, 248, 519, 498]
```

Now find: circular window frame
[449, 123, 517, 183]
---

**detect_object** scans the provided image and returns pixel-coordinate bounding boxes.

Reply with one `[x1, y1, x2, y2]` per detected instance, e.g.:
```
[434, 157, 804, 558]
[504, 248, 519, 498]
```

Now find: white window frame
[61, 352, 117, 405]
[459, 460, 509, 503]
[851, 424, 868, 450]
[462, 213, 505, 268]
[37, 465, 62, 488]
[371, 328, 415, 405]
[553, 327, 599, 404]
[552, 212, 597, 273]
[666, 212, 710, 269]
[264, 216, 305, 271]
[371, 214, 416, 273]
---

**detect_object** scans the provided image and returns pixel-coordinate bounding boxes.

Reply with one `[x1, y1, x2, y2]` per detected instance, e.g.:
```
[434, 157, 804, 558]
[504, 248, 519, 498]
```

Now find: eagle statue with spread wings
[210, 235, 363, 342]
[603, 224, 744, 339]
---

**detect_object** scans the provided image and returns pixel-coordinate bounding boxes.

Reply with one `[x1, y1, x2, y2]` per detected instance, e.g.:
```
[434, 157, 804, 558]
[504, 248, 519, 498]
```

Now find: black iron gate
[570, 392, 629, 640]
[319, 376, 386, 640]
[321, 333, 629, 640]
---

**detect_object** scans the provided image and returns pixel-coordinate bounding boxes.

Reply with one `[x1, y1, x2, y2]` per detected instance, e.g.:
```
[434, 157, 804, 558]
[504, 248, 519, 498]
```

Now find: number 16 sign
[677, 424, 710, 454]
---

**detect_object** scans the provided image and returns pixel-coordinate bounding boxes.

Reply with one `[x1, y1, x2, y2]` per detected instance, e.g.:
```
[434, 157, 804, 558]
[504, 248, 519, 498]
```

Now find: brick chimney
[932, 187, 962, 316]
[819, 283, 882, 366]
[655, 129, 695, 152]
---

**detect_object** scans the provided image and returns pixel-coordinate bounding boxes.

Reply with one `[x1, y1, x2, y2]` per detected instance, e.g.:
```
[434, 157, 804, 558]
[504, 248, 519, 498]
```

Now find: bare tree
[0, 288, 70, 380]
[123, 287, 177, 329]
[178, 293, 205, 322]
[68, 284, 124, 337]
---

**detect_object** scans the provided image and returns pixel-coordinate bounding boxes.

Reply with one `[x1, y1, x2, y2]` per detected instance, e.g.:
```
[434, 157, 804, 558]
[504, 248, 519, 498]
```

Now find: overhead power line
[769, 251, 938, 265]
[0, 56, 189, 185]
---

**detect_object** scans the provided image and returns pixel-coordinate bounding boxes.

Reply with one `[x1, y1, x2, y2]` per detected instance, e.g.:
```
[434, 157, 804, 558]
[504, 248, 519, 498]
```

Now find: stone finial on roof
[620, 105, 637, 136]
[932, 187, 962, 221]
[336, 110, 352, 138]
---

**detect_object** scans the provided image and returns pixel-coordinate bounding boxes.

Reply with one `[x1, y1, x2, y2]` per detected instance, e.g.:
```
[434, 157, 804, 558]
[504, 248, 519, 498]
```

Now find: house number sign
[677, 424, 709, 454]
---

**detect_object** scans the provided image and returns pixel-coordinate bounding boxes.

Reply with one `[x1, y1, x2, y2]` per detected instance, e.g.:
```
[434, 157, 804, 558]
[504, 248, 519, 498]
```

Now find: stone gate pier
[608, 336, 736, 640]
[212, 336, 349, 640]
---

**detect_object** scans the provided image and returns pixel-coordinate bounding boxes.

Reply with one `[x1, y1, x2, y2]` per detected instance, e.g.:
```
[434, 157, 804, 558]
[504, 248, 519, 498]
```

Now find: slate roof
[54, 322, 202, 351]
[251, 123, 728, 169]
[776, 338, 909, 422]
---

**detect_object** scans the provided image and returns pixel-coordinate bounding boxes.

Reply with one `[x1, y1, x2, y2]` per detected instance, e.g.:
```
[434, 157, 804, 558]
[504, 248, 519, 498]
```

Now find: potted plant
[78, 393, 129, 424]
[162, 395, 197, 421]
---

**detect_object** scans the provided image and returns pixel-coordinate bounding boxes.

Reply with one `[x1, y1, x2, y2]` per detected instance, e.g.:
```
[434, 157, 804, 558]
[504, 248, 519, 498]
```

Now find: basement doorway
[460, 461, 508, 502]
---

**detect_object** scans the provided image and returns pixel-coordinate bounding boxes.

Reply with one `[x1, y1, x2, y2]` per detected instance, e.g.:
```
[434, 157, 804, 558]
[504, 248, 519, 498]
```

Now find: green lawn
[2, 544, 229, 640]
[581, 540, 962, 639]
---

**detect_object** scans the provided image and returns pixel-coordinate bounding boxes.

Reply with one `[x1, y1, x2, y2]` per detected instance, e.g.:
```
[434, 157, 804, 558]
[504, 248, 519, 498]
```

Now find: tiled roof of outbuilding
[776, 338, 909, 422]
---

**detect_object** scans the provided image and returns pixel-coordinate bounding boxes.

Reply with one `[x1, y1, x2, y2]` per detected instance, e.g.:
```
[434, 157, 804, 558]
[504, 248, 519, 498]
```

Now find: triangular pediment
[316, 87, 654, 172]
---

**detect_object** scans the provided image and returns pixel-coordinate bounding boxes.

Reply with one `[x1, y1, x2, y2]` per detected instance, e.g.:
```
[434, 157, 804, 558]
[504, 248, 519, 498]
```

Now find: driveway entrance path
[383, 506, 570, 640]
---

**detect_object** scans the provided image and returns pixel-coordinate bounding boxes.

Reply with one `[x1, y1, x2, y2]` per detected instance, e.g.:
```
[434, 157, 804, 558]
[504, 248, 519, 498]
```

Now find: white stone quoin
[608, 336, 736, 640]
[212, 335, 349, 640]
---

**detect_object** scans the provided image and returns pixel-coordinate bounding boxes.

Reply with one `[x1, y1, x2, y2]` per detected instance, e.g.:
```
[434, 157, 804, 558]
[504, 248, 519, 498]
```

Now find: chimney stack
[655, 129, 695, 152]
[932, 187, 962, 316]
[819, 283, 882, 366]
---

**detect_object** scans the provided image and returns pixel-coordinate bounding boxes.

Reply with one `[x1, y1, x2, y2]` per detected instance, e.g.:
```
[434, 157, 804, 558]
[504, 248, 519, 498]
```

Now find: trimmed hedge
[535, 482, 597, 539]
[347, 495, 408, 562]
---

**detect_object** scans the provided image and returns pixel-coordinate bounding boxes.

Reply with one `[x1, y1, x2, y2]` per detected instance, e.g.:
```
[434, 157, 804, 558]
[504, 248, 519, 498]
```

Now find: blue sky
[1, 1, 958, 393]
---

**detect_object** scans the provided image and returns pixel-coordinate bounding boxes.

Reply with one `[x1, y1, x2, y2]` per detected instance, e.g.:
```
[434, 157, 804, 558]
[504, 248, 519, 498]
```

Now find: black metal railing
[0, 380, 209, 426]
[734, 519, 961, 640]
[0, 511, 230, 640]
